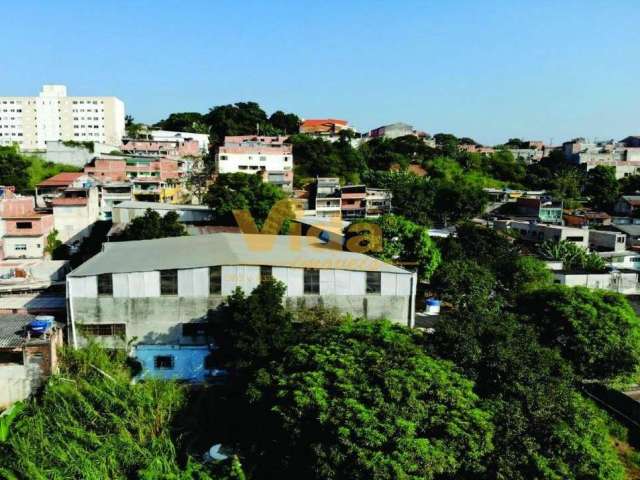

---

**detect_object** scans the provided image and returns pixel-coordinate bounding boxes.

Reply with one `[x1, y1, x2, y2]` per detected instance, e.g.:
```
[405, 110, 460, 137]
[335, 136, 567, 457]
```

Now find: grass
[25, 154, 81, 189]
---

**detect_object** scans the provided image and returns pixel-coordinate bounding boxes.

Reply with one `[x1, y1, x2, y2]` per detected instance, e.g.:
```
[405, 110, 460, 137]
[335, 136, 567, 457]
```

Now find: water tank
[28, 316, 54, 335]
[425, 298, 441, 316]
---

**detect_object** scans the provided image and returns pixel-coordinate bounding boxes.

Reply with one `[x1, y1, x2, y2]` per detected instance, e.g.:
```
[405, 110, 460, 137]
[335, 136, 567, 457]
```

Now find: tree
[585, 165, 619, 211]
[432, 179, 488, 224]
[433, 132, 459, 157]
[537, 239, 606, 273]
[125, 114, 146, 139]
[430, 259, 497, 311]
[267, 111, 300, 134]
[204, 173, 287, 227]
[44, 229, 66, 259]
[118, 209, 187, 241]
[509, 255, 553, 293]
[353, 214, 441, 280]
[517, 286, 640, 381]
[287, 134, 365, 181]
[204, 102, 269, 146]
[153, 112, 208, 133]
[619, 173, 640, 194]
[244, 319, 494, 480]
[0, 145, 30, 191]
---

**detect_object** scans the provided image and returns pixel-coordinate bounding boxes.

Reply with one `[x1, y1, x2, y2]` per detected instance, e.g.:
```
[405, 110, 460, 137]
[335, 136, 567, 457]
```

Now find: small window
[79, 324, 125, 336]
[16, 222, 32, 229]
[209, 266, 221, 294]
[160, 269, 178, 295]
[366, 271, 381, 294]
[154, 355, 174, 370]
[304, 268, 320, 294]
[97, 274, 113, 296]
[260, 266, 272, 284]
[15, 244, 27, 251]
[182, 323, 209, 337]
[566, 236, 584, 242]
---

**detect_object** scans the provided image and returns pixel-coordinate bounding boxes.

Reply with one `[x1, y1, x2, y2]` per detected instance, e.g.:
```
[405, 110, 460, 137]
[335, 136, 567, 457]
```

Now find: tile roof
[37, 172, 84, 187]
[51, 198, 87, 206]
[301, 119, 348, 127]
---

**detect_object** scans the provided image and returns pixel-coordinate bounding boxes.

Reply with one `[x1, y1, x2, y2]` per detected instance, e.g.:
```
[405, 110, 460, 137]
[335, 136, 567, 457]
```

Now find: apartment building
[120, 139, 200, 158]
[216, 136, 293, 191]
[340, 185, 392, 219]
[52, 187, 100, 244]
[313, 178, 342, 217]
[563, 138, 640, 179]
[149, 130, 210, 153]
[0, 85, 125, 150]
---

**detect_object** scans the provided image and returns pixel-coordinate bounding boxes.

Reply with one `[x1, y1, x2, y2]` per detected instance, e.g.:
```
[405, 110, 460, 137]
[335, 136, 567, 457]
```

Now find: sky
[1, 0, 639, 145]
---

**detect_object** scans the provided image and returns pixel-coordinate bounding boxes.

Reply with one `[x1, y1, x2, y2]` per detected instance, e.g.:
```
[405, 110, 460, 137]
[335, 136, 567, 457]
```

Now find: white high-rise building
[0, 85, 125, 150]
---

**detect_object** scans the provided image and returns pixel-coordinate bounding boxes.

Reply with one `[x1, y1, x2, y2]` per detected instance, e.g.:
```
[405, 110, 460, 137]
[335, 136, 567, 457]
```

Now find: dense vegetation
[0, 345, 244, 479]
[0, 145, 80, 192]
[117, 209, 188, 241]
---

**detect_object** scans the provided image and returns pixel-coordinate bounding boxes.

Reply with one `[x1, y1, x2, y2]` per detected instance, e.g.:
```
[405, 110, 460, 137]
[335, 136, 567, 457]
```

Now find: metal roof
[613, 224, 640, 236]
[0, 315, 33, 348]
[69, 233, 409, 277]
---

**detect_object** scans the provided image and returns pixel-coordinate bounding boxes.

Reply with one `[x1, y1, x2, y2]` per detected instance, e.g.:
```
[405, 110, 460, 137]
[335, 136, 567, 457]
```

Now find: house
[1, 192, 54, 259]
[66, 233, 417, 350]
[614, 196, 640, 216]
[340, 185, 366, 220]
[120, 139, 200, 158]
[553, 270, 639, 295]
[0, 314, 63, 408]
[313, 177, 342, 217]
[597, 251, 640, 271]
[149, 130, 210, 153]
[52, 187, 100, 244]
[562, 138, 640, 179]
[97, 181, 133, 220]
[563, 210, 611, 227]
[588, 230, 626, 252]
[35, 172, 89, 208]
[215, 136, 294, 191]
[300, 119, 351, 136]
[610, 224, 640, 249]
[494, 220, 589, 248]
[516, 197, 563, 224]
[368, 122, 429, 140]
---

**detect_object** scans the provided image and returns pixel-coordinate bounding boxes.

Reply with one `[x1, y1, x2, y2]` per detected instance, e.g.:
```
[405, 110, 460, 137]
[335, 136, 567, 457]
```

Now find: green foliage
[204, 102, 269, 146]
[0, 146, 80, 192]
[267, 111, 300, 134]
[61, 140, 95, 152]
[153, 112, 208, 134]
[510, 255, 554, 292]
[517, 286, 640, 381]
[431, 259, 497, 311]
[538, 239, 607, 272]
[119, 209, 188, 241]
[585, 165, 619, 211]
[0, 344, 242, 479]
[43, 229, 66, 260]
[362, 214, 441, 281]
[204, 173, 286, 227]
[0, 402, 24, 443]
[288, 133, 365, 180]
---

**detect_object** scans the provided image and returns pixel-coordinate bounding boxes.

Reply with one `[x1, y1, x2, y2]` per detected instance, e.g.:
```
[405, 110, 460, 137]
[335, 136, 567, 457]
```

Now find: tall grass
[0, 344, 243, 480]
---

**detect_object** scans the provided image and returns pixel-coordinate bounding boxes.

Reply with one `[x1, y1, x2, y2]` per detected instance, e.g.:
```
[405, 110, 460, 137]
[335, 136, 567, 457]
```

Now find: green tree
[244, 319, 494, 480]
[432, 179, 488, 224]
[119, 209, 187, 241]
[431, 259, 497, 311]
[433, 132, 460, 157]
[585, 165, 619, 211]
[355, 214, 441, 280]
[267, 110, 300, 134]
[204, 102, 269, 146]
[0, 145, 30, 191]
[44, 228, 66, 259]
[153, 112, 208, 133]
[204, 173, 287, 227]
[517, 286, 640, 381]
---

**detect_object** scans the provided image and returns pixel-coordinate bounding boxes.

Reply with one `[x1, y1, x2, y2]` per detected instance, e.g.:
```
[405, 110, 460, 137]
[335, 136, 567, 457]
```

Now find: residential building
[97, 182, 133, 220]
[120, 138, 200, 158]
[149, 130, 210, 153]
[66, 234, 418, 380]
[598, 251, 640, 271]
[610, 224, 640, 250]
[365, 189, 392, 216]
[614, 196, 640, 216]
[494, 220, 589, 248]
[507, 147, 544, 164]
[459, 144, 496, 155]
[516, 197, 563, 224]
[340, 185, 366, 220]
[554, 270, 639, 294]
[313, 177, 342, 217]
[35, 172, 90, 208]
[562, 138, 640, 179]
[215, 136, 293, 191]
[368, 122, 428, 140]
[1, 194, 54, 259]
[52, 187, 100, 244]
[0, 84, 125, 150]
[563, 210, 611, 228]
[0, 314, 63, 408]
[300, 119, 352, 136]
[588, 230, 626, 252]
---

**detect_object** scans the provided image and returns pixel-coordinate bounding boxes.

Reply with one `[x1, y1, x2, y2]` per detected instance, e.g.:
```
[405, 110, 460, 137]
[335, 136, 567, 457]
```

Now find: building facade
[0, 85, 125, 150]
[215, 136, 294, 191]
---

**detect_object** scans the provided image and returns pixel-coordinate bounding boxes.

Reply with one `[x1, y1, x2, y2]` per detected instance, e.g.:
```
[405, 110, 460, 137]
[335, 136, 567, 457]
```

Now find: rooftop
[0, 314, 56, 348]
[69, 233, 409, 277]
[37, 172, 84, 188]
[114, 200, 211, 211]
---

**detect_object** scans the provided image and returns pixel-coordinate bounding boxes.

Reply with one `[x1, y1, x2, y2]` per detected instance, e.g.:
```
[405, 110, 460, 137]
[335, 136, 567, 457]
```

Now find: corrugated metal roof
[69, 233, 409, 277]
[114, 200, 211, 211]
[0, 314, 33, 348]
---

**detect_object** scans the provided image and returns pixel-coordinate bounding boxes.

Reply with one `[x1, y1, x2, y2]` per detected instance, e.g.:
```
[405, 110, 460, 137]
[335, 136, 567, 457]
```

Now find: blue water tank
[28, 316, 54, 335]
[425, 298, 441, 315]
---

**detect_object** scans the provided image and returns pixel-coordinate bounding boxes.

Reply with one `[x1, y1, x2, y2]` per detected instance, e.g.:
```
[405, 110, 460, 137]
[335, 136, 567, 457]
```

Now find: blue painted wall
[135, 344, 224, 382]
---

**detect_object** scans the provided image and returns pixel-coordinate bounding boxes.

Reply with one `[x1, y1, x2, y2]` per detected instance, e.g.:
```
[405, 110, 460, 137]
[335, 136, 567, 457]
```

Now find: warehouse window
[304, 268, 320, 294]
[366, 272, 381, 294]
[97, 274, 113, 296]
[79, 324, 125, 336]
[209, 266, 221, 294]
[160, 269, 178, 295]
[260, 266, 272, 284]
[154, 355, 174, 370]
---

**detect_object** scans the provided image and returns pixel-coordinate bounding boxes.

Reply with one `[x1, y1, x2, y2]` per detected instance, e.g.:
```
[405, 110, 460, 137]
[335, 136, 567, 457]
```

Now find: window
[154, 355, 174, 370]
[97, 273, 113, 296]
[304, 268, 320, 294]
[260, 266, 272, 284]
[209, 266, 221, 294]
[182, 323, 210, 337]
[160, 269, 178, 295]
[366, 271, 381, 294]
[16, 221, 32, 229]
[15, 244, 27, 251]
[79, 324, 125, 336]
[566, 236, 584, 242]
[618, 237, 626, 243]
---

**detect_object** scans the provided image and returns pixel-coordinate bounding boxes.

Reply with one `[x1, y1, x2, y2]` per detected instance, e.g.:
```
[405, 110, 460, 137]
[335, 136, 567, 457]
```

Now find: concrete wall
[3, 235, 46, 258]
[554, 271, 639, 294]
[69, 265, 413, 346]
[43, 141, 117, 167]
